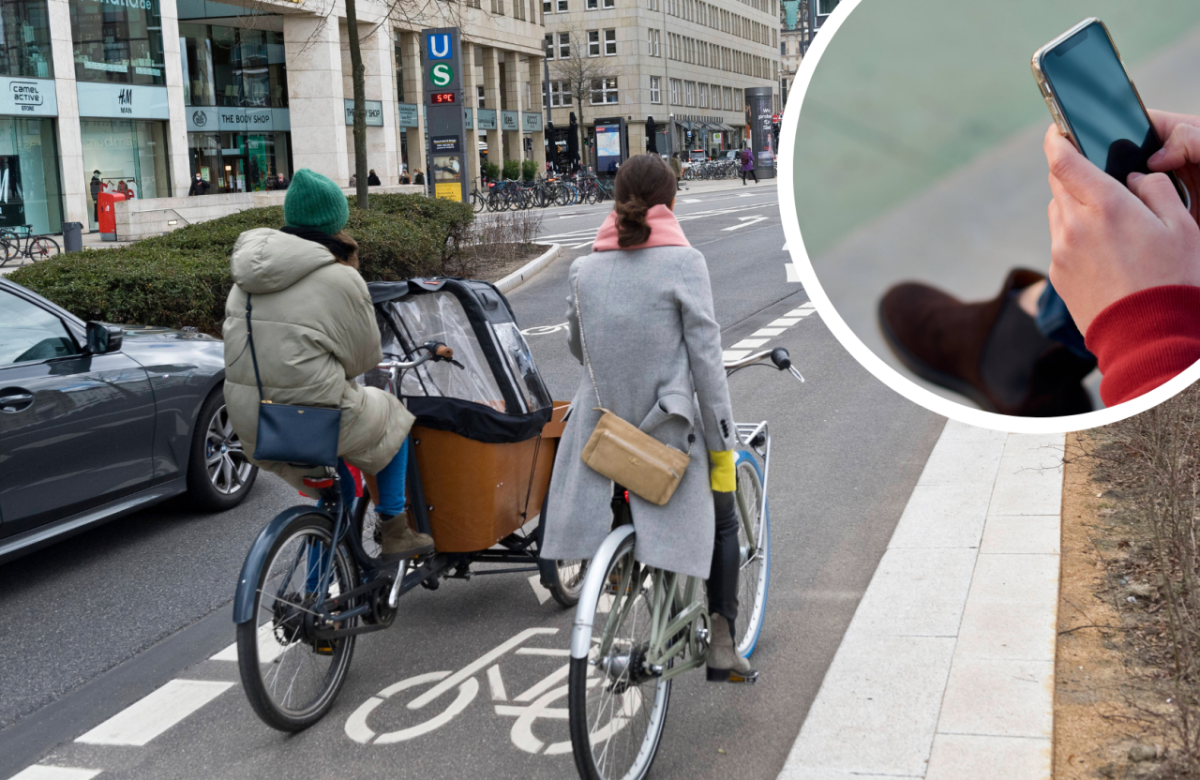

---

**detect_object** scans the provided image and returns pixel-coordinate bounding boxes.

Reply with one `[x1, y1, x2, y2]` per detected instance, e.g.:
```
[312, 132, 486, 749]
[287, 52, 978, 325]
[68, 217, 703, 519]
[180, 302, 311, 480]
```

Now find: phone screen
[1041, 21, 1162, 185]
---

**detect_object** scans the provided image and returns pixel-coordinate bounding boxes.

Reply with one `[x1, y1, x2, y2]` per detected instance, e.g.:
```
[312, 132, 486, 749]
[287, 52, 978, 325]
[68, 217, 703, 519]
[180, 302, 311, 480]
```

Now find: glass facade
[69, 0, 166, 85]
[0, 0, 53, 79]
[180, 23, 287, 108]
[187, 130, 291, 193]
[81, 119, 170, 229]
[0, 117, 61, 234]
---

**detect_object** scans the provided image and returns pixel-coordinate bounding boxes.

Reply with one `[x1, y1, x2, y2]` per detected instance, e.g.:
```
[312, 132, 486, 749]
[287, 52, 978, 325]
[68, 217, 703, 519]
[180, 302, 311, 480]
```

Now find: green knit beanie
[284, 169, 349, 235]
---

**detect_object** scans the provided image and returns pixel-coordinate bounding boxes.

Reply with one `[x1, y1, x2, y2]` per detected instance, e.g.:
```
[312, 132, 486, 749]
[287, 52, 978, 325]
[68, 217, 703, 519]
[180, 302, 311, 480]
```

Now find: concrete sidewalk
[779, 421, 1063, 779]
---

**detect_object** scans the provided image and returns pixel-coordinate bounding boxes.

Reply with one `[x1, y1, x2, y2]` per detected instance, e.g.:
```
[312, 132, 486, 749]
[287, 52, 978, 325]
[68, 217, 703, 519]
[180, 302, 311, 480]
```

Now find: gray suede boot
[706, 614, 758, 683]
[379, 513, 435, 561]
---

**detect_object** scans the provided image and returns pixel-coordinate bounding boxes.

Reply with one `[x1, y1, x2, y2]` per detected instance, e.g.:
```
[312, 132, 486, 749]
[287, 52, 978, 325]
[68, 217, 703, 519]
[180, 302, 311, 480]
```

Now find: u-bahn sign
[422, 27, 468, 203]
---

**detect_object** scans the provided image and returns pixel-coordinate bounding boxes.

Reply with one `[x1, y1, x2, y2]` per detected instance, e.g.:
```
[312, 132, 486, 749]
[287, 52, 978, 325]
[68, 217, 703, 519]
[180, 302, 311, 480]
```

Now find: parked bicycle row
[470, 174, 616, 213]
[0, 225, 61, 267]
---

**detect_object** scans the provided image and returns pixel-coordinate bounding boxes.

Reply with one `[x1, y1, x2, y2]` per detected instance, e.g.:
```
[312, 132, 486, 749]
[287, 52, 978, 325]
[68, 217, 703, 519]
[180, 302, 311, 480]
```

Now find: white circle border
[777, 0, 1200, 433]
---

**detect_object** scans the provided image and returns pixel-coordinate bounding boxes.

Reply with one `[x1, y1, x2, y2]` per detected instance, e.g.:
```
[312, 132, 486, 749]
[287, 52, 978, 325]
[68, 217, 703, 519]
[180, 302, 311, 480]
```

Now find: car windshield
[0, 290, 78, 364]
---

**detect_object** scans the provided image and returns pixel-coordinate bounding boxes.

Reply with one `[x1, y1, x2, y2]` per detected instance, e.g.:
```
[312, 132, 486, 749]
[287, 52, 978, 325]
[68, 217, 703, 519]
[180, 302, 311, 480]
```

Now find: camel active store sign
[0, 77, 57, 117]
[186, 107, 291, 133]
[76, 84, 169, 120]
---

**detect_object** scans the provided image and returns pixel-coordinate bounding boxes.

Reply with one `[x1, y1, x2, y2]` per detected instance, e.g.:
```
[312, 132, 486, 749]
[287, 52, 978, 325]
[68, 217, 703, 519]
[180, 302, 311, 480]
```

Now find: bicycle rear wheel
[568, 532, 670, 780]
[0, 231, 18, 266]
[237, 512, 358, 732]
[733, 451, 769, 657]
[30, 237, 59, 260]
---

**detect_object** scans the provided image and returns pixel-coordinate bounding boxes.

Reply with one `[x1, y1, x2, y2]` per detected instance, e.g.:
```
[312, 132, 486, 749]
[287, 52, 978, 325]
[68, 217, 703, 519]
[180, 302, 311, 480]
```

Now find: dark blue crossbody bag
[245, 294, 342, 467]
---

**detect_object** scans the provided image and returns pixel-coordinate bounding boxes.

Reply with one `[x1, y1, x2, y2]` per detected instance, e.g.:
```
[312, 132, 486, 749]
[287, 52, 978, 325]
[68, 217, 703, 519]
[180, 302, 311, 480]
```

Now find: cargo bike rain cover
[367, 278, 553, 443]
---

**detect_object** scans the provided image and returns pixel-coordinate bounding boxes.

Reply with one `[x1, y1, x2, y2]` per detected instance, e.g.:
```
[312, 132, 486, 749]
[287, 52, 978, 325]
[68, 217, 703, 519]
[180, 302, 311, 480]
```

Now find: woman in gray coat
[541, 154, 754, 682]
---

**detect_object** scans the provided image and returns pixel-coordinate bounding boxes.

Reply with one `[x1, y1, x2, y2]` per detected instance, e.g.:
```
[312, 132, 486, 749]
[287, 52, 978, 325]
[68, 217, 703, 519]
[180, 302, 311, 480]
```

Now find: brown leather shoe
[878, 270, 1096, 416]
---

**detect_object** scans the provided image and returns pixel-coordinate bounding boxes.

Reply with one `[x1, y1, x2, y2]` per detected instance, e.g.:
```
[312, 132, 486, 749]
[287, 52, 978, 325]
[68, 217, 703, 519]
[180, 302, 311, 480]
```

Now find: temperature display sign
[430, 92, 457, 104]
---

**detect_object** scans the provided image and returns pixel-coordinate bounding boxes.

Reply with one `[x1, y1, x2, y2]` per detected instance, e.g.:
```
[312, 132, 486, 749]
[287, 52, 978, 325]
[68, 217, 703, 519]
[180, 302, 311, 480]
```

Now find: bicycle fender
[233, 505, 333, 624]
[570, 524, 636, 659]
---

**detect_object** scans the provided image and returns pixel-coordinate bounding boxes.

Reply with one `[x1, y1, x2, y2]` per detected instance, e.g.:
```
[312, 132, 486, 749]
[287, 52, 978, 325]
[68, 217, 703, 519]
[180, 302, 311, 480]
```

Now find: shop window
[69, 0, 165, 85]
[81, 119, 170, 230]
[0, 0, 54, 79]
[0, 117, 62, 235]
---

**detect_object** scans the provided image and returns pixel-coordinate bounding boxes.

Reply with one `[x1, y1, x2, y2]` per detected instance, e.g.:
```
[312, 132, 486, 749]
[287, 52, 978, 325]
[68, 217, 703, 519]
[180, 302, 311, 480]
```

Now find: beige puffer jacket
[222, 228, 413, 491]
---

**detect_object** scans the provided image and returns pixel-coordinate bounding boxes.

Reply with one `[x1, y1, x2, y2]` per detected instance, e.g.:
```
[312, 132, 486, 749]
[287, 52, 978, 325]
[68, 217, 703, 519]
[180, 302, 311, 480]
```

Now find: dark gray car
[0, 278, 256, 563]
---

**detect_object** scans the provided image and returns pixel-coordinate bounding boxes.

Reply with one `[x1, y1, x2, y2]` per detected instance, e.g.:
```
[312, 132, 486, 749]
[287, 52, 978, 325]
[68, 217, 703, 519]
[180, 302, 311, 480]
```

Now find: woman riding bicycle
[221, 168, 433, 560]
[541, 153, 755, 682]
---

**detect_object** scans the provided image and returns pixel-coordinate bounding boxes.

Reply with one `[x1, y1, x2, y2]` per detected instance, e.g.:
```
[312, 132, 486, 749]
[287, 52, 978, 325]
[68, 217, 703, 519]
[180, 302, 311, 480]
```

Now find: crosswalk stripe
[731, 338, 770, 350]
[7, 768, 102, 780]
[76, 679, 233, 746]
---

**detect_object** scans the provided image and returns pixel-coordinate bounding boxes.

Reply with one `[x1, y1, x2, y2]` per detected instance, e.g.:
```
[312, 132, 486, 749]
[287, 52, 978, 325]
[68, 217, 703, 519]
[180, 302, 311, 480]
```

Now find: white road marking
[514, 664, 570, 704]
[731, 338, 770, 350]
[76, 679, 232, 746]
[721, 216, 768, 231]
[769, 318, 801, 328]
[782, 243, 788, 251]
[527, 574, 552, 605]
[595, 593, 615, 614]
[500, 684, 572, 755]
[374, 679, 479, 745]
[681, 198, 701, 203]
[487, 664, 508, 701]
[408, 628, 558, 710]
[736, 193, 756, 198]
[786, 263, 802, 283]
[521, 322, 569, 337]
[211, 623, 286, 663]
[7, 769, 102, 780]
[753, 328, 786, 337]
[723, 349, 752, 362]
[515, 647, 571, 656]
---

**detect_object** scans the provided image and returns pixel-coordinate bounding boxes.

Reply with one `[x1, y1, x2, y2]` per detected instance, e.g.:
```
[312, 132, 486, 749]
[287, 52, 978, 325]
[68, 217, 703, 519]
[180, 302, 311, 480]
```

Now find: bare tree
[548, 21, 618, 167]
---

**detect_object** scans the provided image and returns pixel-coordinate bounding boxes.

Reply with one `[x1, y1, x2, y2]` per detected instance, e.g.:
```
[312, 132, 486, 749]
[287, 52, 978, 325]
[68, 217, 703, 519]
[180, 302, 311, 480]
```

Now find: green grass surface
[792, 0, 1200, 258]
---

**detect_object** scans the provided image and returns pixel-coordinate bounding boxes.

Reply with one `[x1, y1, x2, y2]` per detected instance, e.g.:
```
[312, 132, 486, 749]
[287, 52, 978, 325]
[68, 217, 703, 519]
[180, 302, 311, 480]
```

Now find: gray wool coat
[540, 245, 736, 580]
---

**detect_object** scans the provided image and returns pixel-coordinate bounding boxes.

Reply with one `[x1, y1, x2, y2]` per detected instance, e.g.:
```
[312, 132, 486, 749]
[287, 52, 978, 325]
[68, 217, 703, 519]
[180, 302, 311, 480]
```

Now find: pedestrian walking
[189, 173, 211, 196]
[669, 152, 687, 190]
[541, 153, 755, 683]
[221, 168, 432, 560]
[740, 148, 758, 185]
[367, 169, 381, 186]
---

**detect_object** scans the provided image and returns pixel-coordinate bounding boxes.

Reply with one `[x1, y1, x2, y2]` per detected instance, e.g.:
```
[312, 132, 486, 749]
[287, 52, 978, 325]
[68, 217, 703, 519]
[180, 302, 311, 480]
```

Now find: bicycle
[0, 224, 60, 266]
[567, 347, 805, 780]
[234, 279, 582, 733]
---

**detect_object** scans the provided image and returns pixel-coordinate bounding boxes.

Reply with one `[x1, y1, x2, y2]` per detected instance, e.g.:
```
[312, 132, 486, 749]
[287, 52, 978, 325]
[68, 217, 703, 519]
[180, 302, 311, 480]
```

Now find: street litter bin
[97, 192, 125, 241]
[61, 222, 83, 252]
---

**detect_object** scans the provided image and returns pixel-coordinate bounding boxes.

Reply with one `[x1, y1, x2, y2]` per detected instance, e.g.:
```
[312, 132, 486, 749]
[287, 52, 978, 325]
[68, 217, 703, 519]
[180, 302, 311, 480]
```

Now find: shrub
[11, 195, 474, 336]
[502, 159, 520, 181]
[521, 159, 538, 181]
[482, 160, 501, 182]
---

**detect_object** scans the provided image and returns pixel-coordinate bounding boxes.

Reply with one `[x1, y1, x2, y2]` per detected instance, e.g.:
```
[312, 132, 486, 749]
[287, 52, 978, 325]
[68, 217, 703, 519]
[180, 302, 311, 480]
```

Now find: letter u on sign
[428, 34, 452, 60]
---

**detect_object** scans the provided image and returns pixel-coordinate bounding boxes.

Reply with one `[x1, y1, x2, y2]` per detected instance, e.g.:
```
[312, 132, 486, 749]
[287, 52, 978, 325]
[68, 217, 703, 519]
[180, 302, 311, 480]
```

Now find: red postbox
[97, 191, 126, 241]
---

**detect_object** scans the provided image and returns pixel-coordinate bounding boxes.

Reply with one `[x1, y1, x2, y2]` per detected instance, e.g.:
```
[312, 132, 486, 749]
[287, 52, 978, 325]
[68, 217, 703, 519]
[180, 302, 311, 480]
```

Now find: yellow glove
[709, 450, 736, 493]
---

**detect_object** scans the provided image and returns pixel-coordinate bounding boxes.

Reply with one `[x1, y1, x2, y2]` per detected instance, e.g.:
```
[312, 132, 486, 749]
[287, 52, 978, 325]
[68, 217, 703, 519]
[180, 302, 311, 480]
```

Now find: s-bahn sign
[422, 28, 468, 203]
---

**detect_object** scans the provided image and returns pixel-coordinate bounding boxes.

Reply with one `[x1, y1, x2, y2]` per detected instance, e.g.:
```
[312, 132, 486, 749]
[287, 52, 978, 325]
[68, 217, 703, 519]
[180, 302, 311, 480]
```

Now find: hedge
[10, 194, 474, 336]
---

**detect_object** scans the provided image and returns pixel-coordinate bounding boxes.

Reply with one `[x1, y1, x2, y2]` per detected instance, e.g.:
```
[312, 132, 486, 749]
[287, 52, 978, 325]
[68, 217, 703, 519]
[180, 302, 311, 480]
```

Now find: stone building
[0, 0, 547, 235]
[541, 0, 781, 164]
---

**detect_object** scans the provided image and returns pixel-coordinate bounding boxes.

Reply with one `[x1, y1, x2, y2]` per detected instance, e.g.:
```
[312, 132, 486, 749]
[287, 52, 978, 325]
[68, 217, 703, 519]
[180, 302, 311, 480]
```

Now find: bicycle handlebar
[724, 347, 805, 382]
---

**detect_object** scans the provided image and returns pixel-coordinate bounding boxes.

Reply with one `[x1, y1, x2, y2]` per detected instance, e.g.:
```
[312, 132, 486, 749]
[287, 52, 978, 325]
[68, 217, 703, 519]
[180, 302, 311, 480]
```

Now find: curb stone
[495, 243, 562, 295]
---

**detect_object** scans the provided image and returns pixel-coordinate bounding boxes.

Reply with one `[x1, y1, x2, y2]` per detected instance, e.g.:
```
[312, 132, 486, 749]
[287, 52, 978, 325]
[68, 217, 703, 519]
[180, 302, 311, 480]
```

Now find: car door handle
[0, 390, 34, 413]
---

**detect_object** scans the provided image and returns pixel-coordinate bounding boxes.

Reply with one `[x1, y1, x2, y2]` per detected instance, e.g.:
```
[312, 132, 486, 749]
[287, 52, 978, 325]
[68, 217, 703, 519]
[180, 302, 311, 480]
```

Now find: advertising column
[744, 86, 776, 179]
[421, 28, 467, 203]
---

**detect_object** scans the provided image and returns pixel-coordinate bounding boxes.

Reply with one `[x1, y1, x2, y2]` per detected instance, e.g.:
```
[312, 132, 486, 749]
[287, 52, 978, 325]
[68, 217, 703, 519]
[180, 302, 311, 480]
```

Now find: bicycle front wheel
[237, 511, 359, 732]
[0, 231, 18, 266]
[568, 532, 670, 780]
[733, 451, 769, 657]
[29, 237, 59, 260]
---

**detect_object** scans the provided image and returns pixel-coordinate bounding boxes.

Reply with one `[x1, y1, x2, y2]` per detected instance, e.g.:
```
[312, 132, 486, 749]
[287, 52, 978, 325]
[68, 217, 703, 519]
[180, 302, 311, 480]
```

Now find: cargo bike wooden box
[232, 277, 582, 732]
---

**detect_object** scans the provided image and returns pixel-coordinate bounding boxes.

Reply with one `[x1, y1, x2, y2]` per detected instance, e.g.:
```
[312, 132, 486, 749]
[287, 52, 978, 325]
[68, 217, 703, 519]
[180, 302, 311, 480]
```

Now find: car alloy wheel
[205, 404, 253, 495]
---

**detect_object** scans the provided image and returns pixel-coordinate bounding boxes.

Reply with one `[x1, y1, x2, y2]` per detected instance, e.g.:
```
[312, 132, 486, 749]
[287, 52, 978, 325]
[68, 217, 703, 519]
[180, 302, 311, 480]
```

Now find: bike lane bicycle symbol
[346, 626, 633, 756]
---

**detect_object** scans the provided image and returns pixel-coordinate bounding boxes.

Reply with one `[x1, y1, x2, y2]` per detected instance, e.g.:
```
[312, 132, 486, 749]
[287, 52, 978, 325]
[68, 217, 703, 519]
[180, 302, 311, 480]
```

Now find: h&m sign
[76, 83, 168, 120]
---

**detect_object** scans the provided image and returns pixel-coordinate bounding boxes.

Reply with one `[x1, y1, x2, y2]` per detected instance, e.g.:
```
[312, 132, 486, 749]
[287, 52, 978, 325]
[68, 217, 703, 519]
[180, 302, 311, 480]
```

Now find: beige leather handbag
[575, 277, 692, 506]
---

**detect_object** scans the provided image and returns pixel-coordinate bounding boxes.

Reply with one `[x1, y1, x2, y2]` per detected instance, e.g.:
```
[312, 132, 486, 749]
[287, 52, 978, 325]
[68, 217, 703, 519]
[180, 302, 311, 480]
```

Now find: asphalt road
[0, 181, 945, 780]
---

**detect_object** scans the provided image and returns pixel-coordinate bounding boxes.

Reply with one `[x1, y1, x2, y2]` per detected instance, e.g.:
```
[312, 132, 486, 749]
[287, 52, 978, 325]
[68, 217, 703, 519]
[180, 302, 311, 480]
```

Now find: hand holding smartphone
[1032, 18, 1190, 210]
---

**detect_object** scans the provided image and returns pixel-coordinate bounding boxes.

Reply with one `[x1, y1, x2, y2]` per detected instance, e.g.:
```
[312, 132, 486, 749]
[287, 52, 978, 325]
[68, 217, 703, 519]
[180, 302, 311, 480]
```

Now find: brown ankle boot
[379, 514, 435, 561]
[878, 269, 1096, 417]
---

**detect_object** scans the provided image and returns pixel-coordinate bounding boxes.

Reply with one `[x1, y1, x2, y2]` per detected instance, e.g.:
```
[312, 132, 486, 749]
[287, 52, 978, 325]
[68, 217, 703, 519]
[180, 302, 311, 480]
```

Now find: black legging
[741, 168, 758, 184]
[708, 490, 740, 638]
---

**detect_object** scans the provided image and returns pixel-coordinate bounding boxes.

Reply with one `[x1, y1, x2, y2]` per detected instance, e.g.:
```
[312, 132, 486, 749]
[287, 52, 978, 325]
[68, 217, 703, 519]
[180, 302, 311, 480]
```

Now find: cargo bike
[231, 277, 800, 755]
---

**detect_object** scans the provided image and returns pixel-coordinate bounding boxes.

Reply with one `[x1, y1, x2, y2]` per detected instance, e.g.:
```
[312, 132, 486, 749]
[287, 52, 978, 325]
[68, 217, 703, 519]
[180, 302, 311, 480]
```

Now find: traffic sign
[430, 63, 454, 88]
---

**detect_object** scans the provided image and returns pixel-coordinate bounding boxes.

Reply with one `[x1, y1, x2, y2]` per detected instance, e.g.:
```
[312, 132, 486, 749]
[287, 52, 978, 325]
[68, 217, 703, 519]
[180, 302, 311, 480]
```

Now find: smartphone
[1032, 18, 1190, 209]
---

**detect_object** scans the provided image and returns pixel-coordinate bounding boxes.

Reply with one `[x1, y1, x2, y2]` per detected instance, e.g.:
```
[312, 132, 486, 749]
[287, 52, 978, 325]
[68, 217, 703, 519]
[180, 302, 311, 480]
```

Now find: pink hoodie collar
[591, 204, 691, 252]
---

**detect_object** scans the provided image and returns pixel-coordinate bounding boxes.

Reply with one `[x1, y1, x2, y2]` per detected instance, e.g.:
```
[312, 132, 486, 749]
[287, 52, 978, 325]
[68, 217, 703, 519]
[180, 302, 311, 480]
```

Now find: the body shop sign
[186, 106, 291, 132]
[0, 77, 57, 117]
[76, 83, 168, 119]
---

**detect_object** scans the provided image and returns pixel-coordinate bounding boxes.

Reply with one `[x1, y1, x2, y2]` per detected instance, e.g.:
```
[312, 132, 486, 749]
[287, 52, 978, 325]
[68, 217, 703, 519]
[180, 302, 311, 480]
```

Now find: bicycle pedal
[313, 641, 334, 656]
[706, 667, 759, 684]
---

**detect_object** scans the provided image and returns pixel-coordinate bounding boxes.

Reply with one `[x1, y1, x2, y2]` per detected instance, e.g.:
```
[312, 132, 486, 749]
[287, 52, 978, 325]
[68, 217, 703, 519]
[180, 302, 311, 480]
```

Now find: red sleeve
[1085, 286, 1200, 407]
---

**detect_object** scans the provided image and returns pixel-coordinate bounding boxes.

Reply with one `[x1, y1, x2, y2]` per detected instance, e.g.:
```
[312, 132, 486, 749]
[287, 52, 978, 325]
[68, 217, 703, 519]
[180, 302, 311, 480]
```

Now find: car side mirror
[86, 322, 124, 354]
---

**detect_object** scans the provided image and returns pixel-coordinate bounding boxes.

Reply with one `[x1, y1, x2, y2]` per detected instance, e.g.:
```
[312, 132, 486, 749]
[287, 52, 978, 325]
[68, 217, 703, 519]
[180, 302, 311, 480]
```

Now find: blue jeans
[1035, 282, 1093, 361]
